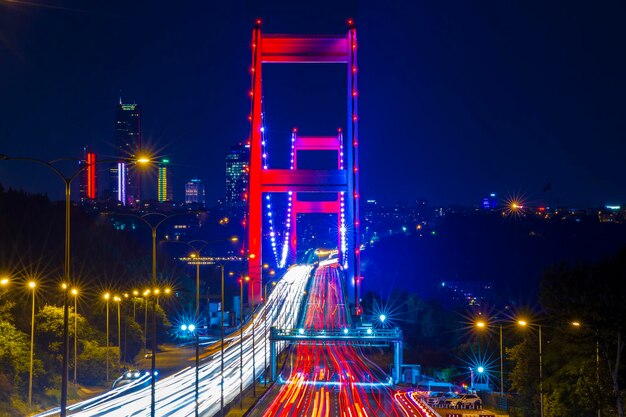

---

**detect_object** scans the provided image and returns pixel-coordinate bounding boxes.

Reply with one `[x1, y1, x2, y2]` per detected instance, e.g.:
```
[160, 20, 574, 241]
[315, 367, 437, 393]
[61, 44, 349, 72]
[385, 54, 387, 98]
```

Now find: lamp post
[123, 293, 129, 363]
[104, 292, 110, 382]
[571, 321, 601, 417]
[28, 280, 36, 407]
[114, 296, 122, 363]
[71, 288, 78, 384]
[517, 319, 543, 417]
[103, 211, 193, 417]
[475, 320, 504, 396]
[180, 324, 199, 417]
[237, 275, 249, 409]
[0, 153, 149, 417]
[132, 290, 139, 321]
[219, 264, 225, 417]
[143, 289, 150, 355]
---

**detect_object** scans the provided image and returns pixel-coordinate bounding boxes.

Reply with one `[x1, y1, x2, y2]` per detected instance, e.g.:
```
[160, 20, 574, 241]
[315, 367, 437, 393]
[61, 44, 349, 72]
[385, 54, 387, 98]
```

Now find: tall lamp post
[571, 321, 601, 417]
[233, 274, 249, 409]
[263, 280, 275, 387]
[104, 292, 110, 382]
[0, 153, 149, 416]
[142, 289, 150, 355]
[71, 288, 78, 384]
[181, 324, 199, 417]
[114, 296, 122, 362]
[104, 211, 193, 417]
[28, 280, 36, 408]
[517, 319, 543, 417]
[475, 320, 504, 396]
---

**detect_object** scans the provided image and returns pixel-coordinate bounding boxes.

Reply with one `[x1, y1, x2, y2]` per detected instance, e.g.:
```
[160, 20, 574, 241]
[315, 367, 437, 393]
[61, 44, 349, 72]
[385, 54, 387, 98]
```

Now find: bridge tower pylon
[246, 20, 361, 313]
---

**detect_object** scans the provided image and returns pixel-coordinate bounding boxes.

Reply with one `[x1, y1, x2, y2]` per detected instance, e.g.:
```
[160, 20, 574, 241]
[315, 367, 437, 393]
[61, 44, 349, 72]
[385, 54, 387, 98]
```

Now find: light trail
[35, 265, 312, 417]
[252, 264, 406, 417]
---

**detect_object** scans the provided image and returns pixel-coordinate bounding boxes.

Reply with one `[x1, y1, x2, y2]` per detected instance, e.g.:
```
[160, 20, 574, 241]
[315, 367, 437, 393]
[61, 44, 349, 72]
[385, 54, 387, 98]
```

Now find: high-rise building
[109, 99, 141, 205]
[185, 178, 206, 205]
[225, 143, 249, 215]
[79, 146, 96, 202]
[158, 159, 173, 202]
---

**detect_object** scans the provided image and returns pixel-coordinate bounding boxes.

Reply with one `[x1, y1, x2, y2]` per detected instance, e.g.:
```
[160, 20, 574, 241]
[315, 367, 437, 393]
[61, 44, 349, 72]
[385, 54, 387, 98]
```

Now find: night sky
[1, 0, 624, 207]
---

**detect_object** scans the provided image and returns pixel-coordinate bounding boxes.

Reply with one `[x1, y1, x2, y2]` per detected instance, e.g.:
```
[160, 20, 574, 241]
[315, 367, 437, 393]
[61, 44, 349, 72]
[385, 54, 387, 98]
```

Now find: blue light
[298, 328, 305, 335]
[477, 366, 485, 373]
[180, 324, 187, 331]
[379, 314, 386, 323]
[343, 328, 349, 334]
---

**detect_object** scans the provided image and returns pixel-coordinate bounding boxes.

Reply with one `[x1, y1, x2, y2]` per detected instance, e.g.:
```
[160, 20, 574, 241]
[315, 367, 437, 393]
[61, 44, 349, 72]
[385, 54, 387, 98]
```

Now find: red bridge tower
[246, 20, 361, 313]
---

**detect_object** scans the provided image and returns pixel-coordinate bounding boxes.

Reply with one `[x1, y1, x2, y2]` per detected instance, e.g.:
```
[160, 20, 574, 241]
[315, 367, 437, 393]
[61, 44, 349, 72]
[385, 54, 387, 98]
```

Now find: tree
[0, 320, 43, 400]
[540, 249, 626, 417]
[507, 339, 539, 417]
[77, 340, 120, 385]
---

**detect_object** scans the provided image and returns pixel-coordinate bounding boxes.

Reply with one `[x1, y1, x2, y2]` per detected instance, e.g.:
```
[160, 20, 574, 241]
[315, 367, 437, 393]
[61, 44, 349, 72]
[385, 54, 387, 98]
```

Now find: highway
[35, 264, 312, 417]
[249, 263, 406, 417]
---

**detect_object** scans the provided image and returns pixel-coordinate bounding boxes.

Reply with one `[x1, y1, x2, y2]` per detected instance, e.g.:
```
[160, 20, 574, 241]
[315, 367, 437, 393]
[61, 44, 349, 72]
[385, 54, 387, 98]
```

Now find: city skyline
[1, 1, 625, 207]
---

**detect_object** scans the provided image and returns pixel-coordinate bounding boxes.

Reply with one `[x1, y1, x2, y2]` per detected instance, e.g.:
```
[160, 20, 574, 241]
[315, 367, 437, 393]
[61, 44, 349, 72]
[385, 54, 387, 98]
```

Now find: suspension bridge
[36, 21, 435, 417]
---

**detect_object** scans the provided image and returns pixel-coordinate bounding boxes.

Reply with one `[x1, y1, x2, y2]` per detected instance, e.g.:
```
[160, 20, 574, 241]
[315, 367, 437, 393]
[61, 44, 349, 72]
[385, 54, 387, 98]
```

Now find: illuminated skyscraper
[185, 178, 205, 205]
[109, 99, 141, 205]
[225, 143, 249, 215]
[158, 159, 173, 202]
[79, 146, 96, 203]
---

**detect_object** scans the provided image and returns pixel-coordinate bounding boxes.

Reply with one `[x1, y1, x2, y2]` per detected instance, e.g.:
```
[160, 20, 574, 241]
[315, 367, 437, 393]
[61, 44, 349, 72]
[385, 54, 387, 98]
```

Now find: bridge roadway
[36, 263, 430, 417]
[247, 263, 409, 417]
[35, 265, 312, 417]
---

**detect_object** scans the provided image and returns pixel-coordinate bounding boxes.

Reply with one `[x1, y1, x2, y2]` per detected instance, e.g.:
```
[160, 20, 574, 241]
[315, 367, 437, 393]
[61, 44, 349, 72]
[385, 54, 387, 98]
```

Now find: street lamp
[233, 274, 249, 409]
[0, 153, 149, 417]
[517, 319, 543, 417]
[103, 211, 194, 417]
[71, 288, 78, 384]
[28, 280, 36, 408]
[474, 319, 504, 396]
[570, 321, 601, 417]
[104, 292, 110, 382]
[262, 279, 277, 386]
[143, 289, 151, 355]
[180, 323, 199, 417]
[114, 296, 122, 363]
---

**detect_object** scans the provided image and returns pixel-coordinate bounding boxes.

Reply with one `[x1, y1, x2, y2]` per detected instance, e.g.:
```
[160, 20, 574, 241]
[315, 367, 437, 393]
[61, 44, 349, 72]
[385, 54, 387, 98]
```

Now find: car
[444, 394, 482, 409]
[112, 369, 159, 389]
[427, 392, 457, 407]
[112, 369, 144, 388]
[144, 352, 153, 359]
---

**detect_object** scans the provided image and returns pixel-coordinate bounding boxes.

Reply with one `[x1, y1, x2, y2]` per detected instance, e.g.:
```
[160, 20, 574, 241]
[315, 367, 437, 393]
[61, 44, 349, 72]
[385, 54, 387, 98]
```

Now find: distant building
[482, 193, 497, 210]
[225, 143, 249, 217]
[158, 159, 173, 202]
[109, 99, 141, 205]
[79, 146, 96, 203]
[185, 178, 206, 205]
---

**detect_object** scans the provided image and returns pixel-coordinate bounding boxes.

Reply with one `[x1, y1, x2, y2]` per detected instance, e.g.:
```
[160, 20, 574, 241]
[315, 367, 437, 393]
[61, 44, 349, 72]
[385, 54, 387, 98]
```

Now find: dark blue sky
[0, 0, 624, 207]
